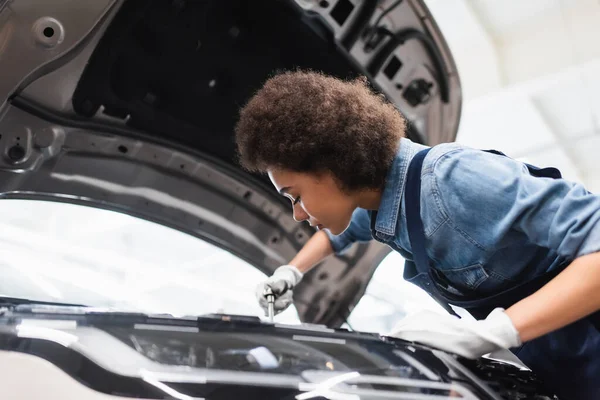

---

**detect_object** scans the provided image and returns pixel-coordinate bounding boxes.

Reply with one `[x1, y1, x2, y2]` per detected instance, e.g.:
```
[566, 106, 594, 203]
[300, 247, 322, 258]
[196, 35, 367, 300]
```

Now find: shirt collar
[373, 138, 427, 236]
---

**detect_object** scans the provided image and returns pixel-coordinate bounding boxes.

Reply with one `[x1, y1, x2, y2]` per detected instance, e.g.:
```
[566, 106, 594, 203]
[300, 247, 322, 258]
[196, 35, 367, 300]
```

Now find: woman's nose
[292, 204, 309, 222]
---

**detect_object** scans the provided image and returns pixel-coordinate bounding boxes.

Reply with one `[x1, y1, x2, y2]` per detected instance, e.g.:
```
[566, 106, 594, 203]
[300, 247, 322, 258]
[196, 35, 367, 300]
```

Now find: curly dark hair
[234, 70, 406, 191]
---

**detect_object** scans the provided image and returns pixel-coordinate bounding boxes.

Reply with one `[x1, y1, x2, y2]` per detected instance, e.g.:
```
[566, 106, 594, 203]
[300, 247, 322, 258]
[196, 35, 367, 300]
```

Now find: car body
[0, 304, 557, 399]
[0, 0, 559, 398]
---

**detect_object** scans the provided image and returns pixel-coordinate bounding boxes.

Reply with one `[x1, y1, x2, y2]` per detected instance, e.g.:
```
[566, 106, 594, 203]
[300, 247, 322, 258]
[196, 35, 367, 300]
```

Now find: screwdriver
[263, 287, 275, 323]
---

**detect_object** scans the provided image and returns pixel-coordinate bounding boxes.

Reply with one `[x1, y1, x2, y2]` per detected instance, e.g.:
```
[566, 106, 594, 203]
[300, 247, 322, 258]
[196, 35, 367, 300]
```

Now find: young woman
[234, 70, 600, 399]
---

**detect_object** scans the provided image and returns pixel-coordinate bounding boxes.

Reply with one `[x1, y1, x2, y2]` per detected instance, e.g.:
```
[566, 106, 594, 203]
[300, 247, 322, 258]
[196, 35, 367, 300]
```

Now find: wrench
[263, 287, 275, 323]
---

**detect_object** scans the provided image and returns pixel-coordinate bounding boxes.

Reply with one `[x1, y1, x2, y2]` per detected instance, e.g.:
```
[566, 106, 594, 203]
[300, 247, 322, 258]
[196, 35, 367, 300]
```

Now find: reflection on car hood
[0, 306, 559, 399]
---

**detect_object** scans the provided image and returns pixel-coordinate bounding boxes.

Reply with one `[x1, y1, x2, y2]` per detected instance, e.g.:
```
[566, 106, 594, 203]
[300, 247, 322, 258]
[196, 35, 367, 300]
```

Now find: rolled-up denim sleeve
[433, 148, 600, 259]
[324, 208, 373, 255]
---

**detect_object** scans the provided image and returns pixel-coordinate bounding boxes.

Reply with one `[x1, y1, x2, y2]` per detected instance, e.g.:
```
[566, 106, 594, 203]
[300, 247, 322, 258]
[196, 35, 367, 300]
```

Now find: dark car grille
[462, 358, 559, 400]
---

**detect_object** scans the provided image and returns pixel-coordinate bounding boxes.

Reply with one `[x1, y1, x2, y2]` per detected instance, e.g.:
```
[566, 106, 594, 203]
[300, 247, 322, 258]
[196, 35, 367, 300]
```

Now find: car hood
[0, 0, 461, 326]
[0, 304, 558, 399]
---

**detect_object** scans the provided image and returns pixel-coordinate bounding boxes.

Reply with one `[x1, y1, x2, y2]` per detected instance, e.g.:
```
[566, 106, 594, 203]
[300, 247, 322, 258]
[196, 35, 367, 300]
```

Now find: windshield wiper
[0, 296, 87, 308]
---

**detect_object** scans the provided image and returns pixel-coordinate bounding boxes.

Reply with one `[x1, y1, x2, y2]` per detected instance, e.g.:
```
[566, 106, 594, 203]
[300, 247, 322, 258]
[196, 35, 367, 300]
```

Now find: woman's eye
[293, 196, 301, 205]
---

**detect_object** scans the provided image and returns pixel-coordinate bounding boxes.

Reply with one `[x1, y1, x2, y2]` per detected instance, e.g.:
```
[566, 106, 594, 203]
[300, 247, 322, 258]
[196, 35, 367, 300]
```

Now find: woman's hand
[255, 265, 303, 316]
[386, 308, 521, 359]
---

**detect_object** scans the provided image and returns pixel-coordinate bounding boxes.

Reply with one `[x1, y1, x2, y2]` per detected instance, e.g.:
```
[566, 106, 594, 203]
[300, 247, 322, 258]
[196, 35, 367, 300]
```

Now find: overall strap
[405, 149, 433, 276]
[404, 148, 459, 317]
[485, 149, 562, 179]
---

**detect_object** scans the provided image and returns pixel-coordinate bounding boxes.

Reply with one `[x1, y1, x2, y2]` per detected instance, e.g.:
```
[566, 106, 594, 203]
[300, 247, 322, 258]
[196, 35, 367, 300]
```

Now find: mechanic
[234, 70, 600, 400]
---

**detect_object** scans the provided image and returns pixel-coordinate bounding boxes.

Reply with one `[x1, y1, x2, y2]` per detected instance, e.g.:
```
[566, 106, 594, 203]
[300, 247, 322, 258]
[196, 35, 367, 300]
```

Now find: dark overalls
[402, 148, 600, 400]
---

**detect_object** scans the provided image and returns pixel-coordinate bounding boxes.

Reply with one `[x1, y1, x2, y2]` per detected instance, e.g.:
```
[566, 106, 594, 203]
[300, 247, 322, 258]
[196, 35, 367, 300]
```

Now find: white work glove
[386, 308, 522, 359]
[255, 265, 303, 316]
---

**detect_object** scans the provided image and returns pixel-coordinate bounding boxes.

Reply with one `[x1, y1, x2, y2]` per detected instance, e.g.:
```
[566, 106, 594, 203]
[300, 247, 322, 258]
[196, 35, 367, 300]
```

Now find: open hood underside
[0, 0, 461, 327]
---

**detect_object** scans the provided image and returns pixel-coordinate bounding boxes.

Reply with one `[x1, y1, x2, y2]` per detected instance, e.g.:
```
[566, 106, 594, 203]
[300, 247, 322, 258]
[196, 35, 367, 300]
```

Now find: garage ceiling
[425, 0, 600, 192]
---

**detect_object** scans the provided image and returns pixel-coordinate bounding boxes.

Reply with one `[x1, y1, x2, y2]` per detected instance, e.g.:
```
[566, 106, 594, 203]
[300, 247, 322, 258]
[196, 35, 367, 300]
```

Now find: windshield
[0, 199, 301, 324]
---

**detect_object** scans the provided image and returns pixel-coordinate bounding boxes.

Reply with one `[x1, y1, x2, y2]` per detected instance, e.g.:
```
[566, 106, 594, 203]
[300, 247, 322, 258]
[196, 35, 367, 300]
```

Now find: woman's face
[268, 169, 356, 235]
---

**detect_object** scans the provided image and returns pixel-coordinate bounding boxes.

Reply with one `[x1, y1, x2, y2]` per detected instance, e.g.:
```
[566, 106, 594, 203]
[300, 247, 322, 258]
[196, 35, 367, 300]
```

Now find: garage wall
[426, 0, 600, 192]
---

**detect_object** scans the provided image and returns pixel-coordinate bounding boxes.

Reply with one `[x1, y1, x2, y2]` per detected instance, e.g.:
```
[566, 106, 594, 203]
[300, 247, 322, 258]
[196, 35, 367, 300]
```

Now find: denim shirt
[325, 138, 600, 294]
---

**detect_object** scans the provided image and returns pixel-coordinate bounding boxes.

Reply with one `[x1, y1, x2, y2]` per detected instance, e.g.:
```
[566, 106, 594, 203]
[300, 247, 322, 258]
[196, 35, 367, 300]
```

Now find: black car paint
[0, 305, 558, 399]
